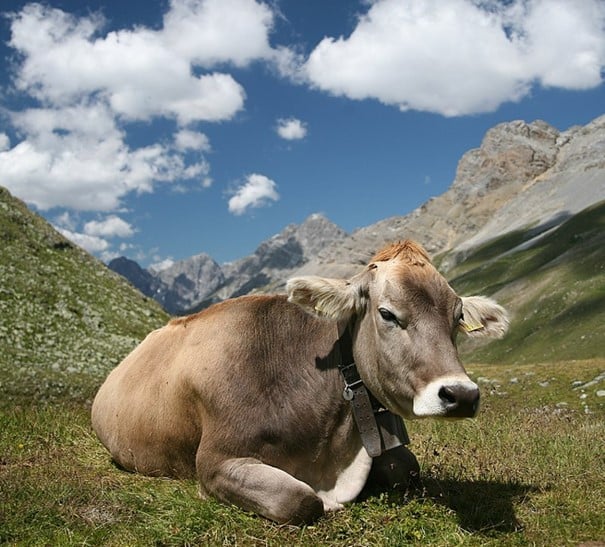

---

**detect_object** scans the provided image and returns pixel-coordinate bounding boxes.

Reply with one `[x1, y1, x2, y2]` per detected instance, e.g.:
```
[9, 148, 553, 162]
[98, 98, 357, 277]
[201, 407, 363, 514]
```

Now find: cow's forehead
[369, 260, 458, 308]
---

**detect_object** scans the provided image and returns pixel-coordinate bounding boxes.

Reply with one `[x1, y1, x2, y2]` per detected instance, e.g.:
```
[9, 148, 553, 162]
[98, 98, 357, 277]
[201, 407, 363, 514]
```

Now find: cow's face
[286, 241, 508, 420]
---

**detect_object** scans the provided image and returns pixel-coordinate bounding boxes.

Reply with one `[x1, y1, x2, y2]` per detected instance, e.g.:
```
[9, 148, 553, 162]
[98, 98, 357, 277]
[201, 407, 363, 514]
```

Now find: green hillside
[448, 201, 605, 364]
[0, 186, 169, 407]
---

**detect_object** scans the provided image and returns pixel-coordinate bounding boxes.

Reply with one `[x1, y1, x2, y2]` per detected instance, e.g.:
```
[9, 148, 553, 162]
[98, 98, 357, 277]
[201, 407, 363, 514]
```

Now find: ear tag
[460, 319, 484, 333]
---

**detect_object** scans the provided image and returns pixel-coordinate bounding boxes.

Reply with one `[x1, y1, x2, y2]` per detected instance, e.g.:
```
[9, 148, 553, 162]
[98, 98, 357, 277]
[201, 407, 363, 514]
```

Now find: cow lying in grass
[92, 240, 508, 524]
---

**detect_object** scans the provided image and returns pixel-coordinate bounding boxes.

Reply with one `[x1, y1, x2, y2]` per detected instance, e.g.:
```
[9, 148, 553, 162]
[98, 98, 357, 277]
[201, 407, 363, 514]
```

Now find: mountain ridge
[110, 114, 605, 314]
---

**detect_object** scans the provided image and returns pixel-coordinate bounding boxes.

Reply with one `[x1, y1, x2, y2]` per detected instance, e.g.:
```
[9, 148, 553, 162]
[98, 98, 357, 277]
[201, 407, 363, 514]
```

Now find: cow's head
[287, 241, 508, 420]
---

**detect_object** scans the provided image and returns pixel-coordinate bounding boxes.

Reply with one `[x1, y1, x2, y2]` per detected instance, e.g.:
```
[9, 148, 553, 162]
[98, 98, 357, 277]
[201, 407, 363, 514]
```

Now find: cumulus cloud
[0, 102, 213, 211]
[228, 173, 280, 215]
[149, 258, 176, 273]
[7, 3, 247, 123]
[84, 216, 135, 238]
[56, 227, 109, 253]
[303, 0, 605, 116]
[276, 117, 308, 140]
[0, 0, 284, 217]
[162, 0, 274, 67]
[174, 130, 212, 152]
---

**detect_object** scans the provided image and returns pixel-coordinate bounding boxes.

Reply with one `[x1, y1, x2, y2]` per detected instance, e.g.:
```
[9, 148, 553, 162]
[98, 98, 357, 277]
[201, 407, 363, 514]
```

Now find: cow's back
[91, 294, 344, 479]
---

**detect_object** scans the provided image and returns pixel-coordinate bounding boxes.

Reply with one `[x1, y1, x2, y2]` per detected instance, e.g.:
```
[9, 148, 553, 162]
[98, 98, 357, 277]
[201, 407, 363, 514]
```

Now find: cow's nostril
[438, 385, 457, 405]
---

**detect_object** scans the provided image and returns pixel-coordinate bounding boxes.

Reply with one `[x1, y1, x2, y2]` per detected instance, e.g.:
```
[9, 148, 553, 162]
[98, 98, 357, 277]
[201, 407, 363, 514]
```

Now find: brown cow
[92, 241, 508, 524]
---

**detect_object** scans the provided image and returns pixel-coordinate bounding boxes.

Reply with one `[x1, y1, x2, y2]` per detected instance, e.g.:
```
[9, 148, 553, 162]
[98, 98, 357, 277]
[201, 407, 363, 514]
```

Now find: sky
[0, 0, 604, 269]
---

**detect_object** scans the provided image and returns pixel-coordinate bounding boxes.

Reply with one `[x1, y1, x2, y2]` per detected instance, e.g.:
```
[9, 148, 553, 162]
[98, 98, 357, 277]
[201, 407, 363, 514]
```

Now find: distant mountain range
[110, 114, 605, 316]
[109, 213, 347, 314]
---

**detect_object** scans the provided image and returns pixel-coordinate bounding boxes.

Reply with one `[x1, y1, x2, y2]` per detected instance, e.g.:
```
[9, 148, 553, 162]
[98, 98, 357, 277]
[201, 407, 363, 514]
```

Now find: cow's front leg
[197, 455, 324, 524]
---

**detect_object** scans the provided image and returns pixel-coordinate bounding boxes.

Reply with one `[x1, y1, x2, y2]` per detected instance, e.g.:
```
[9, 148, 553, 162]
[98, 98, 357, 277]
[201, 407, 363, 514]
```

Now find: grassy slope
[447, 201, 605, 365]
[1, 189, 604, 545]
[0, 186, 169, 406]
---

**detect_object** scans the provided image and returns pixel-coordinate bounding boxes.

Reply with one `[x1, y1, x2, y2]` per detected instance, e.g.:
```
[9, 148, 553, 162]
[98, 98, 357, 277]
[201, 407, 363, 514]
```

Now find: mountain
[212, 213, 348, 300]
[0, 186, 169, 406]
[108, 256, 162, 298]
[294, 115, 605, 279]
[110, 212, 347, 314]
[106, 114, 604, 366]
[151, 253, 224, 314]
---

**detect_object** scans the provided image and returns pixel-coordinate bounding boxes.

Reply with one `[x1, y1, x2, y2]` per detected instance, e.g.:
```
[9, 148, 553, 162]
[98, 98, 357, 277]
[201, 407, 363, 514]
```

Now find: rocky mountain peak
[109, 212, 348, 314]
[151, 253, 224, 314]
[108, 256, 160, 298]
[452, 119, 560, 199]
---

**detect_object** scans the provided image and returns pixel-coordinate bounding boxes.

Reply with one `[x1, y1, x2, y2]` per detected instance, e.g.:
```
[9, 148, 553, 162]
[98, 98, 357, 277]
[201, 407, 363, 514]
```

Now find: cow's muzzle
[438, 383, 480, 418]
[412, 376, 480, 418]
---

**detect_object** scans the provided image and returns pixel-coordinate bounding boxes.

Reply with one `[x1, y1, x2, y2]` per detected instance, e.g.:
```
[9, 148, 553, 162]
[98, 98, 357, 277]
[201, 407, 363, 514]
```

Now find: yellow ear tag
[460, 319, 484, 333]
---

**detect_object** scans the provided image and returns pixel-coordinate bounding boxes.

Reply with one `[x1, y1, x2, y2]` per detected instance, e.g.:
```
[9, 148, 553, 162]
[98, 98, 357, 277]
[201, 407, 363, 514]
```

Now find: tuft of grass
[1, 360, 604, 545]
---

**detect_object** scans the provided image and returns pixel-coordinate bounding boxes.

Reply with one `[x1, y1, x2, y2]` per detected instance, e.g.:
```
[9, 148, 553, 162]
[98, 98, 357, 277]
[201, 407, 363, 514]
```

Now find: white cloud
[174, 130, 212, 152]
[228, 173, 280, 215]
[54, 211, 78, 231]
[276, 117, 308, 140]
[84, 216, 135, 238]
[0, 134, 10, 151]
[162, 0, 274, 67]
[8, 3, 246, 124]
[303, 0, 605, 116]
[0, 102, 214, 211]
[149, 258, 175, 273]
[56, 227, 109, 253]
[0, 0, 289, 217]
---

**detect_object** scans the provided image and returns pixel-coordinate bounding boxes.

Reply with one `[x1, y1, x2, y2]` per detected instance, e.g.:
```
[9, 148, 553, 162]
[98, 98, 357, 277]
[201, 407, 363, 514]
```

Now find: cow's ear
[286, 276, 362, 321]
[459, 296, 509, 338]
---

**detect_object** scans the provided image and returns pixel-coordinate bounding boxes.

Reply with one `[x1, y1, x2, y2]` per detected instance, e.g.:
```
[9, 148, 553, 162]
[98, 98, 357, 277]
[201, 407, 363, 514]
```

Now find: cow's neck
[336, 323, 410, 458]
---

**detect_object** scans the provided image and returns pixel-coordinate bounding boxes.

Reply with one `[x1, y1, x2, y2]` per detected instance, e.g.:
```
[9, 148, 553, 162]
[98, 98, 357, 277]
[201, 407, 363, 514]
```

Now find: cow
[91, 240, 508, 524]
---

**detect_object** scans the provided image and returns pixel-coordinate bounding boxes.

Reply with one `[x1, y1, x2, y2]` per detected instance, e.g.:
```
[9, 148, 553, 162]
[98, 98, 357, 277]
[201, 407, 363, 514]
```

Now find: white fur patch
[316, 447, 373, 511]
[413, 375, 478, 417]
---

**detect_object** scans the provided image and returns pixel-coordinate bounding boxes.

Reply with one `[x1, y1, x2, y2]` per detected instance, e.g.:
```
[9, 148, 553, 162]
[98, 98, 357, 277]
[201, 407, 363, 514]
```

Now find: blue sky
[1, 0, 604, 268]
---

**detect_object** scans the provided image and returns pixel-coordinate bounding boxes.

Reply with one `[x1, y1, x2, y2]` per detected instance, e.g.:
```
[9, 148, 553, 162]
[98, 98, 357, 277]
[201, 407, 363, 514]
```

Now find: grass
[449, 201, 605, 365]
[0, 187, 169, 406]
[2, 359, 604, 546]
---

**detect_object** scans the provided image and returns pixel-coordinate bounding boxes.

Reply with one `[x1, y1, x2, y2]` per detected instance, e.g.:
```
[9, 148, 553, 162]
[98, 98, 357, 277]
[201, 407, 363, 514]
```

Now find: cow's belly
[316, 446, 372, 511]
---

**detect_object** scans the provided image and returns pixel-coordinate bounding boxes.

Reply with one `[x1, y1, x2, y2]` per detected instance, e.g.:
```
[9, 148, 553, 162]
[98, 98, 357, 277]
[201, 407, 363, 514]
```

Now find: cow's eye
[378, 307, 397, 323]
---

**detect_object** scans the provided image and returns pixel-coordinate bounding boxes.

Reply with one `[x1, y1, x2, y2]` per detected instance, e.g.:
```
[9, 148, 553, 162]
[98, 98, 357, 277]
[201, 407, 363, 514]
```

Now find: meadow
[1, 189, 604, 544]
[2, 359, 604, 546]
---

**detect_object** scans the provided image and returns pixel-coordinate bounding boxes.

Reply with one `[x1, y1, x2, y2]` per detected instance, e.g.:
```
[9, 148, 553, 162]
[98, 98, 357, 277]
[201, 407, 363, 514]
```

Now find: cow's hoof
[286, 493, 324, 525]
